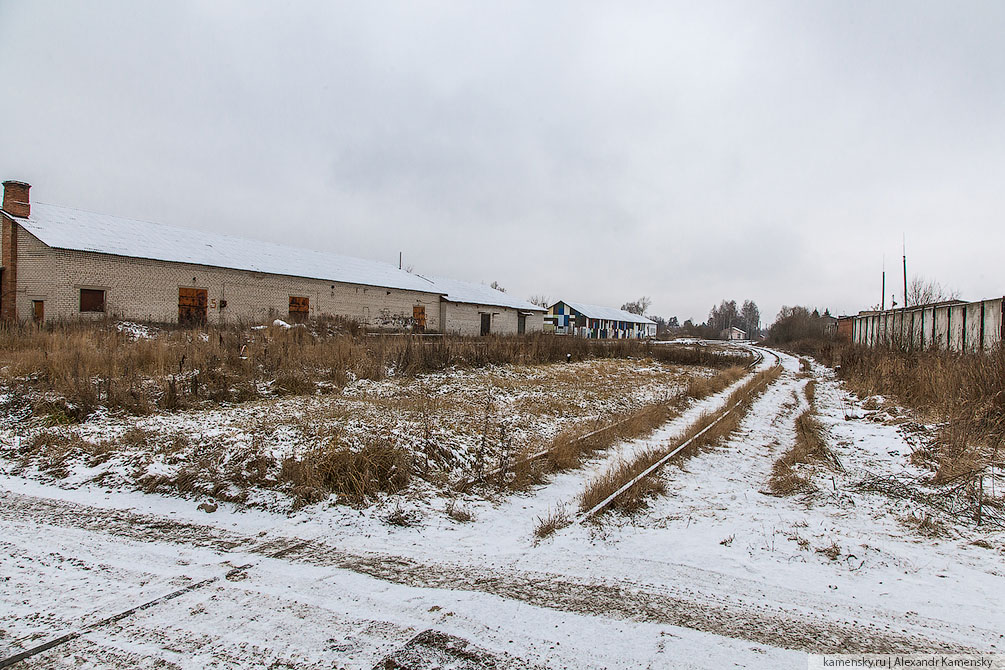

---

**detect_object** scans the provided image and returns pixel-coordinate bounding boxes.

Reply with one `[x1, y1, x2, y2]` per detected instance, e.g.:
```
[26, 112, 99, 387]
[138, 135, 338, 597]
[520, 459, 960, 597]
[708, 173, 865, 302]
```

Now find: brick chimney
[1, 180, 28, 322]
[2, 181, 30, 218]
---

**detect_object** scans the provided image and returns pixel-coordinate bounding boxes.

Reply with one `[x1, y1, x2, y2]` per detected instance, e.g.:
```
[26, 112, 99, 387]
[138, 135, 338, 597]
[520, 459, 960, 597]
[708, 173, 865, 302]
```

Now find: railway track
[576, 346, 781, 522]
[460, 343, 767, 491]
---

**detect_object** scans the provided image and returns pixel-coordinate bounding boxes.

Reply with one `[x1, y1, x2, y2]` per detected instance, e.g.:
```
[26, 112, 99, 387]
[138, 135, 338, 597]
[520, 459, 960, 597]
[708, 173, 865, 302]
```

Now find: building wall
[546, 302, 652, 339]
[14, 229, 443, 329]
[851, 298, 1005, 352]
[441, 302, 544, 336]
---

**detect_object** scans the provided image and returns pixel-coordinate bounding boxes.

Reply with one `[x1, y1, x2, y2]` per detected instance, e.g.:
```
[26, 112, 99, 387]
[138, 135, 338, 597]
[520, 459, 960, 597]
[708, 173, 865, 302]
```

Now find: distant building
[836, 316, 854, 341]
[720, 326, 747, 341]
[850, 298, 1003, 352]
[546, 300, 656, 339]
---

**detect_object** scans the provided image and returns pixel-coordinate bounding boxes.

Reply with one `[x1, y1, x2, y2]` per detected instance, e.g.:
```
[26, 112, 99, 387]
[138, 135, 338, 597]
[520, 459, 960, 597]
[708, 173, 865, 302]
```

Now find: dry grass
[280, 438, 412, 509]
[837, 345, 1005, 484]
[0, 320, 751, 421]
[533, 504, 571, 539]
[815, 541, 842, 561]
[490, 365, 749, 491]
[7, 356, 719, 511]
[768, 379, 834, 496]
[579, 366, 782, 516]
[445, 499, 475, 523]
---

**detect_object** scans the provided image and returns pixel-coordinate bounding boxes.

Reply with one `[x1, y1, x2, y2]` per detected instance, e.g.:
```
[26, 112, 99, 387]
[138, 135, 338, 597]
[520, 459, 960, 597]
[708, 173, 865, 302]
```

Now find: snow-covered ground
[1, 346, 1002, 668]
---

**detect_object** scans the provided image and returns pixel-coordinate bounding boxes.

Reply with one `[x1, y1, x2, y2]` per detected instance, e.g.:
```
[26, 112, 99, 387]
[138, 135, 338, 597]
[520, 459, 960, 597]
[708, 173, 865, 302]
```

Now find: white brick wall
[442, 301, 544, 336]
[15, 228, 442, 329]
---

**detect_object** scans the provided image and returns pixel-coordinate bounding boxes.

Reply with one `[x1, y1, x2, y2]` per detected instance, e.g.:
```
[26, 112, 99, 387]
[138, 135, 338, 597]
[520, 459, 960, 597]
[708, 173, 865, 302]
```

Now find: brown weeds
[838, 345, 1005, 485]
[768, 378, 834, 496]
[0, 321, 751, 419]
[533, 505, 571, 539]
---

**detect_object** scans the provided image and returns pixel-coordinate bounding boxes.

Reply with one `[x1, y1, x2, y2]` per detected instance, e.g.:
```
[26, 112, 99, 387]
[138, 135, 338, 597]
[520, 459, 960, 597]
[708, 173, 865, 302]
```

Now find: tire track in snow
[0, 489, 978, 656]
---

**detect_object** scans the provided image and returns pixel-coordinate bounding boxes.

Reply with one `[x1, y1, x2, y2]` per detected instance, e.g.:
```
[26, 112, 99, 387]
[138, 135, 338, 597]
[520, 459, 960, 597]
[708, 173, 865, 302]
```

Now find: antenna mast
[902, 235, 908, 308]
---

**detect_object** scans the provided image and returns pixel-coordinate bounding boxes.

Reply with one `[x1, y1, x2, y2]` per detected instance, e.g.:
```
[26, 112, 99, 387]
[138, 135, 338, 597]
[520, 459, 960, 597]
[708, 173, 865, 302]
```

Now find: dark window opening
[80, 289, 106, 313]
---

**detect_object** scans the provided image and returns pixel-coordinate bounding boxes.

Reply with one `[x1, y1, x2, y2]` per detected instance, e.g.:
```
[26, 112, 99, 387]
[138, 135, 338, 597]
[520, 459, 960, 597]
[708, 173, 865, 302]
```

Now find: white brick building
[420, 275, 545, 336]
[0, 180, 538, 334]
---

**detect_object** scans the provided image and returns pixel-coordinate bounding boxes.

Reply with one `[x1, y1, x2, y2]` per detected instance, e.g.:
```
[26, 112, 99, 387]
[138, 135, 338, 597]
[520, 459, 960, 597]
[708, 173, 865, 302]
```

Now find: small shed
[721, 326, 747, 341]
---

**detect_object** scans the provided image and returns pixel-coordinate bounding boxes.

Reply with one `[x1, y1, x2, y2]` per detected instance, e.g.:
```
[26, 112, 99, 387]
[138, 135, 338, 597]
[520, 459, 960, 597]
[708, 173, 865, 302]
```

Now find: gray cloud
[2, 0, 1003, 325]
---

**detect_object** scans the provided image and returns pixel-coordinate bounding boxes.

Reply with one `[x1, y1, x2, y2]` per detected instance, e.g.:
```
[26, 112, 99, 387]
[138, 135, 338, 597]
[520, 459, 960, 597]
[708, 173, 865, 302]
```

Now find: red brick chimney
[2, 180, 30, 218]
[1, 180, 28, 322]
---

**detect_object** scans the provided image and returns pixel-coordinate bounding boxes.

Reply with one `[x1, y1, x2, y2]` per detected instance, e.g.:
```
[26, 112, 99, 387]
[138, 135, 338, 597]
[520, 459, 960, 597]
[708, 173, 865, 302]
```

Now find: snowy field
[1, 357, 704, 510]
[1, 345, 1003, 668]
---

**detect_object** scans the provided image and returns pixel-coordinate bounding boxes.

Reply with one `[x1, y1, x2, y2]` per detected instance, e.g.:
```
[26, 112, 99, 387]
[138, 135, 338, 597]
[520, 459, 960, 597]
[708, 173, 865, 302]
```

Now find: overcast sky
[1, 1, 1003, 325]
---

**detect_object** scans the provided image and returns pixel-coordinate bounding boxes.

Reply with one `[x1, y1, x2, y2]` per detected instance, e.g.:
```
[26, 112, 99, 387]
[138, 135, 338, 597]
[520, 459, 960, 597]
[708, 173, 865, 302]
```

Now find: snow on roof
[15, 203, 442, 294]
[556, 300, 656, 324]
[419, 275, 546, 311]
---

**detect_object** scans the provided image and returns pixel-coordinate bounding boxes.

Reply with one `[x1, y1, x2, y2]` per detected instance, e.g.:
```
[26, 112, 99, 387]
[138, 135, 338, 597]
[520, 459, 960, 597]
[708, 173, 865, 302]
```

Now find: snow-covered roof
[556, 300, 656, 325]
[419, 275, 546, 311]
[13, 202, 442, 294]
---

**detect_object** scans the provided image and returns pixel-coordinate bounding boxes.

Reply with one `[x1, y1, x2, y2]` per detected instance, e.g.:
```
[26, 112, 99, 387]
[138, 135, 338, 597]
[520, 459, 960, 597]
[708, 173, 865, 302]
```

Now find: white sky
[1, 1, 1003, 325]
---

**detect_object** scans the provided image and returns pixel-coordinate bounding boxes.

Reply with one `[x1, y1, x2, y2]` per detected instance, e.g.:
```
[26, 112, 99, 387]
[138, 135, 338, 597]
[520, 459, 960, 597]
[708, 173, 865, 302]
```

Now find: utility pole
[902, 235, 908, 308]
[399, 251, 402, 270]
[881, 255, 886, 311]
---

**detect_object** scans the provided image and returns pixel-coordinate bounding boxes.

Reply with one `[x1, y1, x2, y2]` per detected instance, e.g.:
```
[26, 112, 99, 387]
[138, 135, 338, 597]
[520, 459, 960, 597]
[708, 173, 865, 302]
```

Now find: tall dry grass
[837, 345, 1005, 483]
[0, 320, 751, 420]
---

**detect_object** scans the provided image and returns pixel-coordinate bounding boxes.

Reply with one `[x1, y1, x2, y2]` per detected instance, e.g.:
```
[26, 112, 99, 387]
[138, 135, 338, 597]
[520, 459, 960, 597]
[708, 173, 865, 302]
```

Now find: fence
[851, 297, 1004, 352]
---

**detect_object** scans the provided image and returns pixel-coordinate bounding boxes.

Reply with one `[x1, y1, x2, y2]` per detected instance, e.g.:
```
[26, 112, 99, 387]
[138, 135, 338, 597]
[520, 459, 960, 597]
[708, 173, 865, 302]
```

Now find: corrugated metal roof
[556, 300, 656, 324]
[14, 202, 443, 294]
[419, 275, 546, 311]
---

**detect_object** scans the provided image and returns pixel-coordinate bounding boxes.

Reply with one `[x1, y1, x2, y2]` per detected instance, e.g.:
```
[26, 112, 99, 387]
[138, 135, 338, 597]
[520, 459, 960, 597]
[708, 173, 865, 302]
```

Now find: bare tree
[528, 295, 551, 308]
[740, 300, 760, 337]
[621, 296, 652, 316]
[489, 281, 507, 293]
[708, 299, 739, 333]
[907, 276, 959, 307]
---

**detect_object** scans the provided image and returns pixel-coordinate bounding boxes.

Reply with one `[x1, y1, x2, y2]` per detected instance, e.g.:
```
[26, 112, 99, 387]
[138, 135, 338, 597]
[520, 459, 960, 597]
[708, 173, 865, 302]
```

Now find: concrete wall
[852, 297, 1005, 352]
[441, 301, 544, 336]
[14, 228, 443, 330]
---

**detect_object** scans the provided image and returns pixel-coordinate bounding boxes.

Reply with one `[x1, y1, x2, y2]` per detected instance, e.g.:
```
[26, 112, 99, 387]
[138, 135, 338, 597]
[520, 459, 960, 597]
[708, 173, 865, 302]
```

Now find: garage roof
[556, 300, 656, 324]
[419, 275, 546, 312]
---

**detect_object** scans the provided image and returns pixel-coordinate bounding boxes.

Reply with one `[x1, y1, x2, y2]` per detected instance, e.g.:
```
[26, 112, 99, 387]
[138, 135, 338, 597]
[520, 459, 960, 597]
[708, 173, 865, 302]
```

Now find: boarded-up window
[289, 296, 309, 323]
[179, 287, 208, 326]
[412, 304, 426, 332]
[80, 289, 105, 313]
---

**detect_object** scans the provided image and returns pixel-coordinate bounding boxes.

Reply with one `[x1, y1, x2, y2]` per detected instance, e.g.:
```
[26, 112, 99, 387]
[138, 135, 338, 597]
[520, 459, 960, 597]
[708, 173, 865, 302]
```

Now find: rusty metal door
[412, 304, 426, 332]
[289, 296, 309, 324]
[178, 288, 208, 325]
[32, 300, 43, 323]
[480, 313, 491, 336]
